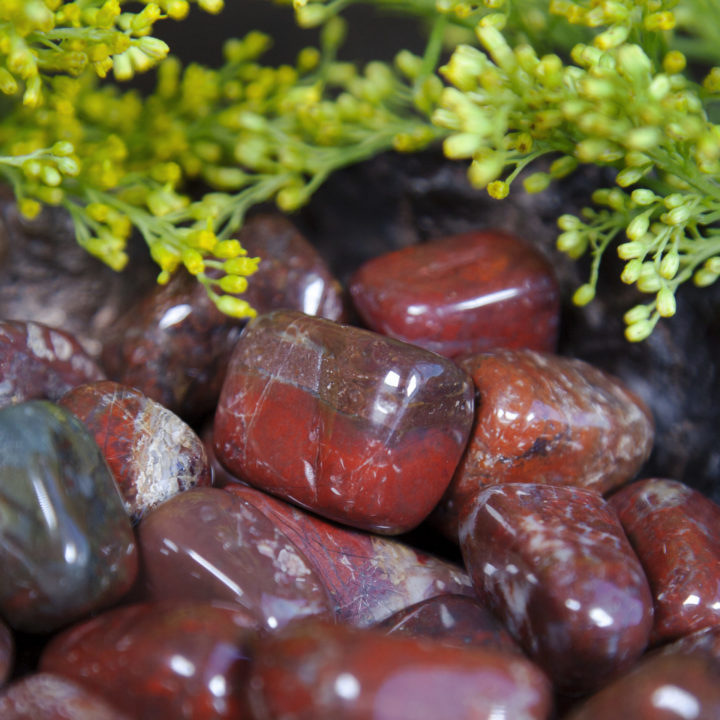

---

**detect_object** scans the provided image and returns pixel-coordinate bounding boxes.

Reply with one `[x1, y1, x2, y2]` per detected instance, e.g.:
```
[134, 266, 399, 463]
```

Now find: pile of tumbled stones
[1, 213, 720, 719]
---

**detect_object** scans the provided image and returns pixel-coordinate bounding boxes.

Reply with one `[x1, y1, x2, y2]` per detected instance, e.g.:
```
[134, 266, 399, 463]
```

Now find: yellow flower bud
[198, 0, 224, 13]
[621, 259, 643, 284]
[572, 283, 596, 306]
[625, 319, 654, 342]
[659, 252, 680, 279]
[0, 68, 18, 95]
[617, 242, 644, 260]
[213, 239, 243, 259]
[215, 294, 257, 318]
[223, 256, 260, 276]
[694, 268, 719, 287]
[626, 211, 651, 241]
[523, 172, 551, 194]
[656, 287, 676, 317]
[182, 248, 205, 275]
[487, 180, 509, 199]
[623, 304, 651, 326]
[219, 274, 249, 294]
[18, 198, 42, 220]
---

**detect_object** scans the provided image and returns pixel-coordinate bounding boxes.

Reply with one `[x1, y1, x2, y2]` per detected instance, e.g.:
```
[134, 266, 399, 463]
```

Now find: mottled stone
[247, 620, 553, 720]
[435, 349, 654, 540]
[459, 483, 653, 694]
[214, 310, 474, 534]
[136, 487, 333, 629]
[0, 674, 130, 720]
[349, 230, 560, 358]
[0, 320, 104, 409]
[59, 381, 211, 522]
[226, 484, 474, 627]
[0, 619, 12, 688]
[0, 401, 137, 632]
[41, 602, 257, 720]
[609, 478, 720, 644]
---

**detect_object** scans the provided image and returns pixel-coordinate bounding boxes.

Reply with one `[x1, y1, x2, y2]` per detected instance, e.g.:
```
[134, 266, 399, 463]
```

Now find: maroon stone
[0, 320, 104, 409]
[609, 478, 720, 644]
[0, 674, 130, 720]
[435, 349, 654, 540]
[459, 483, 653, 694]
[0, 619, 12, 688]
[40, 602, 257, 720]
[349, 230, 560, 358]
[60, 381, 211, 522]
[247, 619, 552, 720]
[226, 484, 474, 626]
[135, 487, 333, 629]
[214, 310, 474, 534]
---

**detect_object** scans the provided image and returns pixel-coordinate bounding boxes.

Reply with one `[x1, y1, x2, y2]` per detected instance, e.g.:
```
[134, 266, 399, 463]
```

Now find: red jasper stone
[349, 230, 560, 358]
[0, 619, 12, 688]
[214, 310, 474, 534]
[0, 320, 104, 409]
[40, 602, 257, 720]
[609, 478, 720, 644]
[459, 483, 653, 694]
[135, 487, 333, 629]
[435, 349, 654, 540]
[0, 674, 130, 720]
[246, 620, 553, 720]
[226, 485, 474, 626]
[60, 381, 211, 522]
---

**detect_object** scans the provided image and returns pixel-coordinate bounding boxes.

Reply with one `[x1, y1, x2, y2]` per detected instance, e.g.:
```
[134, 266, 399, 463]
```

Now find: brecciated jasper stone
[135, 487, 333, 629]
[435, 349, 654, 539]
[214, 310, 474, 534]
[609, 478, 720, 644]
[459, 483, 653, 694]
[247, 620, 553, 720]
[226, 484, 474, 626]
[349, 230, 560, 358]
[40, 602, 258, 720]
[0, 618, 12, 688]
[59, 381, 211, 522]
[0, 320, 104, 409]
[0, 401, 137, 633]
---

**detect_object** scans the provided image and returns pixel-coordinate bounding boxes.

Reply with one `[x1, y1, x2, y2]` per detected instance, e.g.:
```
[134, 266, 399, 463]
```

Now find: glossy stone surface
[60, 381, 211, 522]
[0, 619, 12, 688]
[41, 602, 257, 720]
[609, 478, 720, 644]
[436, 349, 654, 539]
[136, 487, 333, 629]
[215, 310, 474, 534]
[0, 674, 130, 720]
[247, 620, 552, 720]
[0, 401, 137, 632]
[0, 320, 104, 409]
[459, 483, 653, 694]
[226, 485, 474, 626]
[349, 230, 560, 358]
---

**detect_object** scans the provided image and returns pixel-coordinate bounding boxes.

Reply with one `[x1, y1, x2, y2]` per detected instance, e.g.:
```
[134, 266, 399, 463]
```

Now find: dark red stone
[0, 619, 12, 688]
[459, 483, 653, 694]
[135, 487, 333, 629]
[214, 310, 474, 534]
[0, 320, 104, 409]
[609, 478, 720, 644]
[40, 602, 257, 720]
[225, 484, 474, 626]
[435, 349, 654, 539]
[60, 381, 211, 522]
[349, 230, 560, 358]
[246, 620, 553, 720]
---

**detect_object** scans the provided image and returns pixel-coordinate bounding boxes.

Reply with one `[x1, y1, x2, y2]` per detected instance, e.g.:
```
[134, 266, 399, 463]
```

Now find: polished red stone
[60, 381, 211, 522]
[435, 349, 654, 539]
[0, 674, 130, 720]
[246, 620, 553, 720]
[349, 230, 560, 358]
[609, 478, 720, 644]
[226, 484, 474, 626]
[0, 320, 104, 409]
[135, 487, 333, 629]
[214, 310, 474, 534]
[40, 602, 257, 720]
[0, 619, 12, 688]
[459, 483, 653, 694]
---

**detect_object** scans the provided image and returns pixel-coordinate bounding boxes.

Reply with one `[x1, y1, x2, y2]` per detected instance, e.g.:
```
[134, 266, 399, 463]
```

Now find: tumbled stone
[59, 381, 211, 522]
[609, 478, 720, 644]
[435, 349, 654, 539]
[214, 310, 474, 534]
[136, 487, 333, 629]
[0, 674, 130, 720]
[226, 484, 474, 626]
[246, 619, 553, 720]
[0, 401, 137, 632]
[349, 230, 560, 358]
[0, 320, 104, 409]
[41, 602, 257, 720]
[459, 483, 653, 694]
[102, 215, 345, 420]
[0, 618, 12, 688]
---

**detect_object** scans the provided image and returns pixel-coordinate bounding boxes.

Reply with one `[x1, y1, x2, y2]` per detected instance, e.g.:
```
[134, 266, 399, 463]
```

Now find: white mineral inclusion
[651, 685, 700, 719]
[25, 323, 55, 361]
